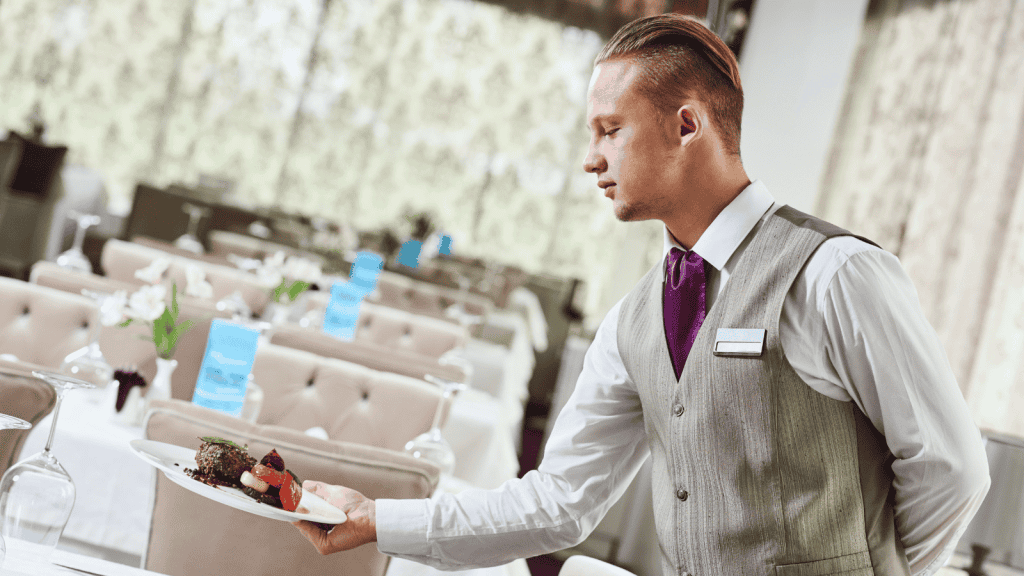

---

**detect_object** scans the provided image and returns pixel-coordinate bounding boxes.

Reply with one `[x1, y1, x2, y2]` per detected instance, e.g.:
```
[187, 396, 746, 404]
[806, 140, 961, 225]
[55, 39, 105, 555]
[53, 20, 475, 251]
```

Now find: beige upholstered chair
[371, 270, 493, 322]
[0, 370, 56, 477]
[208, 230, 318, 263]
[252, 343, 447, 452]
[303, 292, 468, 359]
[268, 324, 467, 385]
[100, 238, 272, 316]
[143, 399, 438, 576]
[559, 555, 638, 576]
[0, 276, 97, 371]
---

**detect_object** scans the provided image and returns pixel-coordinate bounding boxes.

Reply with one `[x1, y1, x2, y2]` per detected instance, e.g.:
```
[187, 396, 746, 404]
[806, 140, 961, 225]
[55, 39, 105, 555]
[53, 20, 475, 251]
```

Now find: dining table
[16, 379, 529, 576]
[2, 539, 162, 575]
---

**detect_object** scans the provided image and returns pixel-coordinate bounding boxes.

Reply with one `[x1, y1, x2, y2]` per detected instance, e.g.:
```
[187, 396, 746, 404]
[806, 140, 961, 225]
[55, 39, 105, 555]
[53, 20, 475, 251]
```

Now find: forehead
[587, 59, 643, 118]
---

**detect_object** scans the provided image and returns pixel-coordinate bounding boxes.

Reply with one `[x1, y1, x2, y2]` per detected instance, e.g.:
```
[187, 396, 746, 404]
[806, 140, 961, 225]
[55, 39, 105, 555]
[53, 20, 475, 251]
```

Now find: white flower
[263, 251, 286, 270]
[134, 258, 171, 284]
[282, 256, 322, 283]
[126, 284, 167, 322]
[98, 290, 128, 327]
[255, 265, 284, 289]
[184, 264, 214, 299]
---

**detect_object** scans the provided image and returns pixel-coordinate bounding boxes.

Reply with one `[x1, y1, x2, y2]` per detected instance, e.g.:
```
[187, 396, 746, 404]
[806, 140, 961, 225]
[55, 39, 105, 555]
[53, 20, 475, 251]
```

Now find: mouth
[598, 181, 616, 198]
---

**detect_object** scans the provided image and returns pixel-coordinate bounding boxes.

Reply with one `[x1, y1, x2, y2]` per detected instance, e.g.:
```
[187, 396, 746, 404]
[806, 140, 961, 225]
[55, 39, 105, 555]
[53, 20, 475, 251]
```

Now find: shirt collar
[662, 180, 775, 271]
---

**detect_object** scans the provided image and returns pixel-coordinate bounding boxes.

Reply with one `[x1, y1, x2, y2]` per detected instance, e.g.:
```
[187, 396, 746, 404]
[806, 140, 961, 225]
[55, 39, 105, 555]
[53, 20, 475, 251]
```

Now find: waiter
[294, 14, 989, 575]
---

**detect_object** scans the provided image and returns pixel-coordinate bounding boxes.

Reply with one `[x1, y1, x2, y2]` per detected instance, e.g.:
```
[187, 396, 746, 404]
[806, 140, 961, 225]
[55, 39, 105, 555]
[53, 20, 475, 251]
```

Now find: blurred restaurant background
[1, 0, 1024, 575]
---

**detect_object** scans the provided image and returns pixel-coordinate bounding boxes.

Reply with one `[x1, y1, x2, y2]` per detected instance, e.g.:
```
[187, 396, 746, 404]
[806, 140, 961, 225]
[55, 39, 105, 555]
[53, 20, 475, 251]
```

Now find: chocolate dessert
[185, 437, 257, 488]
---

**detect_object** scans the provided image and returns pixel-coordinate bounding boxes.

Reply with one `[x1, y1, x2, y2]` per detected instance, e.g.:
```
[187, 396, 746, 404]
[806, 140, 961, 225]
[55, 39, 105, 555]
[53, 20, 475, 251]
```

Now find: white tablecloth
[2, 539, 161, 575]
[17, 389, 526, 575]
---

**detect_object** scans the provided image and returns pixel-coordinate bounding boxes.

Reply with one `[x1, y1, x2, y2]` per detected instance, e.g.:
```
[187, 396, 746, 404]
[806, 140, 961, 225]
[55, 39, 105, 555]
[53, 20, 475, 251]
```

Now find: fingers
[292, 520, 332, 555]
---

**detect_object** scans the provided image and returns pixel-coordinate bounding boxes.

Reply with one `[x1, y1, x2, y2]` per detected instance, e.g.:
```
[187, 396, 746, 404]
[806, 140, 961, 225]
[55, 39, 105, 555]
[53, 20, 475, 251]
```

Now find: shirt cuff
[375, 498, 432, 557]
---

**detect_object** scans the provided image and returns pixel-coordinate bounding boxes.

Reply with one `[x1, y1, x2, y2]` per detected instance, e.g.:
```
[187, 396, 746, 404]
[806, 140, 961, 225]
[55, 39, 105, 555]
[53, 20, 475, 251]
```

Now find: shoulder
[800, 235, 908, 311]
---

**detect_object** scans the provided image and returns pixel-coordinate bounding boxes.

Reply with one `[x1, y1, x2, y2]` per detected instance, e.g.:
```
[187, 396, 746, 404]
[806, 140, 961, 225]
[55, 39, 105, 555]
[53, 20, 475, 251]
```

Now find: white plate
[129, 439, 347, 525]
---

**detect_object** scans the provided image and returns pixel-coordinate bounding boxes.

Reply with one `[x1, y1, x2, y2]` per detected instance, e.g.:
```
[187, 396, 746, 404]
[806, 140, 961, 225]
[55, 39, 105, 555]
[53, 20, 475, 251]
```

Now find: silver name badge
[714, 328, 766, 357]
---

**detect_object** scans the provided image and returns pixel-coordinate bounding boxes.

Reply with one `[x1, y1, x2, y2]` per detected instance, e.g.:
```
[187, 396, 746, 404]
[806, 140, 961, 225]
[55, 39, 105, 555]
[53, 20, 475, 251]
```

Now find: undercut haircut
[596, 14, 744, 156]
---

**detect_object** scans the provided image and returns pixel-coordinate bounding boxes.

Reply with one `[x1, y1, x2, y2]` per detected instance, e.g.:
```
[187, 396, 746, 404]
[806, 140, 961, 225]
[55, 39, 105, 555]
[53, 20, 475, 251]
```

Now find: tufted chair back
[304, 292, 467, 358]
[144, 398, 438, 576]
[371, 270, 493, 321]
[0, 276, 97, 369]
[268, 324, 467, 385]
[100, 238, 272, 316]
[252, 343, 446, 451]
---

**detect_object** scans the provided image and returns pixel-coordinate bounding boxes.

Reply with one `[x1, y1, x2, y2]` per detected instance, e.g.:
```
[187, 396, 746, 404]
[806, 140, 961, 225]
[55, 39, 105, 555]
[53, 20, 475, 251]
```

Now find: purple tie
[663, 247, 707, 380]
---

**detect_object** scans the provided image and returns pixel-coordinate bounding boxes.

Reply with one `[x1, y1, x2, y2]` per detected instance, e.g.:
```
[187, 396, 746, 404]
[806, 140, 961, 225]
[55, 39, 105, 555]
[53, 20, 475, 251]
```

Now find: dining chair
[303, 293, 469, 359]
[0, 370, 56, 477]
[268, 324, 468, 385]
[143, 399, 439, 576]
[559, 555, 639, 576]
[0, 276, 97, 370]
[251, 343, 447, 452]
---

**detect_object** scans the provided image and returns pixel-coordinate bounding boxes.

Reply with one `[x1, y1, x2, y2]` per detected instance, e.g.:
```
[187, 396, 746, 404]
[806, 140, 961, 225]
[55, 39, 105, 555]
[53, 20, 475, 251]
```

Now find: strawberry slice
[250, 463, 288, 488]
[279, 472, 302, 512]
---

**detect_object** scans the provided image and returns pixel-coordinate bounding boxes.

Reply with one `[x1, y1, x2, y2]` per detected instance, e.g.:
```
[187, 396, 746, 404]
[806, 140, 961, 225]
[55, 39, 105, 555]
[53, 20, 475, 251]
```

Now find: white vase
[147, 357, 177, 409]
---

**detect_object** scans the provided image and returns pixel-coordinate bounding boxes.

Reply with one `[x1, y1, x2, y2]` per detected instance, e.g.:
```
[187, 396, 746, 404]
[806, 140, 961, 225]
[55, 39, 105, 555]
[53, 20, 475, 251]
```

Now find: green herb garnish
[199, 436, 248, 451]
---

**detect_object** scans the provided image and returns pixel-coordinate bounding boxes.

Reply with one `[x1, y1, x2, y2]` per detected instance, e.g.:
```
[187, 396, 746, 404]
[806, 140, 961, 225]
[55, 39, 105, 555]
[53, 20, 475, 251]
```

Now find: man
[294, 14, 990, 575]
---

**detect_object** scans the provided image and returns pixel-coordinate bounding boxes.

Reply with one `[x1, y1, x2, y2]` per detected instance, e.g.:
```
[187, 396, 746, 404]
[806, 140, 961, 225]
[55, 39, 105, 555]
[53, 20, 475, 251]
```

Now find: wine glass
[60, 291, 116, 392]
[0, 414, 30, 568]
[0, 371, 94, 562]
[404, 374, 467, 477]
[174, 203, 210, 255]
[54, 211, 100, 274]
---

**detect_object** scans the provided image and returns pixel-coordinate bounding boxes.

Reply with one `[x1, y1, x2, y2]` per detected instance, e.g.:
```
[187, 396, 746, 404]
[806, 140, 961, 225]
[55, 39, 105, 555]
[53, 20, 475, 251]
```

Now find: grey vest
[617, 206, 911, 576]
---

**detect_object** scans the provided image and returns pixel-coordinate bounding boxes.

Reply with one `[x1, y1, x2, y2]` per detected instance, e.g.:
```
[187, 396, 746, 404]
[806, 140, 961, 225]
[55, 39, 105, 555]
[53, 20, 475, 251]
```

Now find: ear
[676, 105, 702, 147]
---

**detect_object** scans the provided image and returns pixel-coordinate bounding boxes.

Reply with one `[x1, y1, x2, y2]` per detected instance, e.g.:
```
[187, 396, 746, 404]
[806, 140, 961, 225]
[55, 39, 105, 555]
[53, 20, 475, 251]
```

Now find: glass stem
[43, 390, 65, 454]
[186, 212, 201, 236]
[72, 222, 88, 252]
[429, 388, 451, 433]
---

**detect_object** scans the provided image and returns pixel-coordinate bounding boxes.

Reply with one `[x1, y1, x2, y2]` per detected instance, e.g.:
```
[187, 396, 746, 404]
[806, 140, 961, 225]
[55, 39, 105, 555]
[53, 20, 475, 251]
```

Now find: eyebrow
[588, 113, 620, 130]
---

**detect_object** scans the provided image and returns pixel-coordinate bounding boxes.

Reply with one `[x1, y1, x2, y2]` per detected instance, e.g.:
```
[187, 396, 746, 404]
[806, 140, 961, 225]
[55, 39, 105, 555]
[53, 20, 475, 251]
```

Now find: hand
[292, 480, 377, 554]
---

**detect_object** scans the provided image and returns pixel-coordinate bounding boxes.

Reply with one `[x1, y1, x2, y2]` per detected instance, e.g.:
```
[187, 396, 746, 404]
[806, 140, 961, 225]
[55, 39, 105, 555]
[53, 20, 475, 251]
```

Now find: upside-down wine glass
[404, 373, 468, 477]
[59, 290, 115, 392]
[55, 211, 101, 274]
[174, 203, 210, 255]
[0, 414, 31, 568]
[0, 371, 95, 562]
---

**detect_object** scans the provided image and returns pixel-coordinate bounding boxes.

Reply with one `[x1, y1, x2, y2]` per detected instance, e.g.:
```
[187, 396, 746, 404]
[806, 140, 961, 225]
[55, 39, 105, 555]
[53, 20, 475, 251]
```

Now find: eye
[605, 128, 620, 137]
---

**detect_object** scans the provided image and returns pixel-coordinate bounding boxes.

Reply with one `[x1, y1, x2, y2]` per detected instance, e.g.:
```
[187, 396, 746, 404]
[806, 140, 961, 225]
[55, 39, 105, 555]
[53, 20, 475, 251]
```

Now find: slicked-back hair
[596, 14, 744, 155]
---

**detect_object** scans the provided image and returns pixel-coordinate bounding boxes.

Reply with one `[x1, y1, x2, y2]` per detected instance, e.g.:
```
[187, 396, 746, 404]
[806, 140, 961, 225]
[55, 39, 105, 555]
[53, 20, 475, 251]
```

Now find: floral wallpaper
[819, 0, 1024, 437]
[0, 0, 654, 324]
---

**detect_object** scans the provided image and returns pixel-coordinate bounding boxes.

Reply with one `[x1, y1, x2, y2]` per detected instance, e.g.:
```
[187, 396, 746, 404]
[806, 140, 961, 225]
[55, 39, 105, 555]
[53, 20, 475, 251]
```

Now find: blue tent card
[322, 281, 365, 341]
[191, 319, 260, 417]
[349, 251, 383, 295]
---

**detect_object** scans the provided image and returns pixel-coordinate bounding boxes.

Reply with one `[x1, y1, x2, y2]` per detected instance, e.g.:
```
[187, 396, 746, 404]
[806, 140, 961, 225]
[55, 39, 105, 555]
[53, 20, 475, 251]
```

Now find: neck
[663, 155, 749, 249]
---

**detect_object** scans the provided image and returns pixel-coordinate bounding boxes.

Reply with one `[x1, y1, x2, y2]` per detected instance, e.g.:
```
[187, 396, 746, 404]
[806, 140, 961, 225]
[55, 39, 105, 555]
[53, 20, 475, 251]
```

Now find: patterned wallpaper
[0, 0, 659, 324]
[819, 0, 1024, 436]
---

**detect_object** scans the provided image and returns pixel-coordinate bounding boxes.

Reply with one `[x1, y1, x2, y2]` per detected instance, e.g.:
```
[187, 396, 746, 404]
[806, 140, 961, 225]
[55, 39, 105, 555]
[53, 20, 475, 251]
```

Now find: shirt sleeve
[782, 240, 990, 576]
[376, 299, 650, 569]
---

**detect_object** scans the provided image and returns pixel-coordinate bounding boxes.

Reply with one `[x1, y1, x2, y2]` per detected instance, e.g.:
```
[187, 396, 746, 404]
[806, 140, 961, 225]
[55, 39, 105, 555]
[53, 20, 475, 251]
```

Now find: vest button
[676, 489, 689, 501]
[673, 403, 685, 416]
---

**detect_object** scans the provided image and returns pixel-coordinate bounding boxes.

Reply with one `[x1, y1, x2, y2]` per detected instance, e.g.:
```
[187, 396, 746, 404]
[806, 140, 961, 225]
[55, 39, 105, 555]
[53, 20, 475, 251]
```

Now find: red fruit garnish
[250, 463, 288, 488]
[280, 472, 302, 512]
[260, 449, 285, 472]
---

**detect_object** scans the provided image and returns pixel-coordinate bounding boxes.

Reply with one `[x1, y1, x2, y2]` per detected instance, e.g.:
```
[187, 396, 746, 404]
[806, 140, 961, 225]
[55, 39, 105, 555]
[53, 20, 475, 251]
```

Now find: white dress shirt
[377, 181, 990, 576]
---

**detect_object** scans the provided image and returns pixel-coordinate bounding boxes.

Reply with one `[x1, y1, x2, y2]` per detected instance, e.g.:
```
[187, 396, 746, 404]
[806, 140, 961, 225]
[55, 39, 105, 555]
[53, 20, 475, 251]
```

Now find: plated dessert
[184, 437, 303, 512]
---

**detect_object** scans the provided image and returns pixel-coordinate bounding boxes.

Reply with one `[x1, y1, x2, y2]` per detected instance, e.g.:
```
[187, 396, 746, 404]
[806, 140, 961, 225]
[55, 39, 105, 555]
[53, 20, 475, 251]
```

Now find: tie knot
[668, 247, 702, 268]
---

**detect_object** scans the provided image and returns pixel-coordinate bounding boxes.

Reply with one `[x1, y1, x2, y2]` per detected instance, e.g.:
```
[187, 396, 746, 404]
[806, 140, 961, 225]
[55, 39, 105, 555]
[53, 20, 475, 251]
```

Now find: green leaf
[286, 280, 310, 301]
[170, 282, 180, 318]
[199, 436, 248, 451]
[168, 319, 194, 349]
[118, 318, 133, 328]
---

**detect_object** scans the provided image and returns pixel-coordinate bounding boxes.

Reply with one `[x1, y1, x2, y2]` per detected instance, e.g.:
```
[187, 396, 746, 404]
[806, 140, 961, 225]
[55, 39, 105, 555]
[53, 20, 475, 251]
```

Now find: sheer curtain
[818, 0, 1024, 436]
[0, 0, 660, 321]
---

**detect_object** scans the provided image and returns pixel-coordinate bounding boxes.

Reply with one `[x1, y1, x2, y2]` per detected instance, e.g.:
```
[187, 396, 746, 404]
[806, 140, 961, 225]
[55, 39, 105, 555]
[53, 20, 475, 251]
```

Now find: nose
[583, 143, 606, 174]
